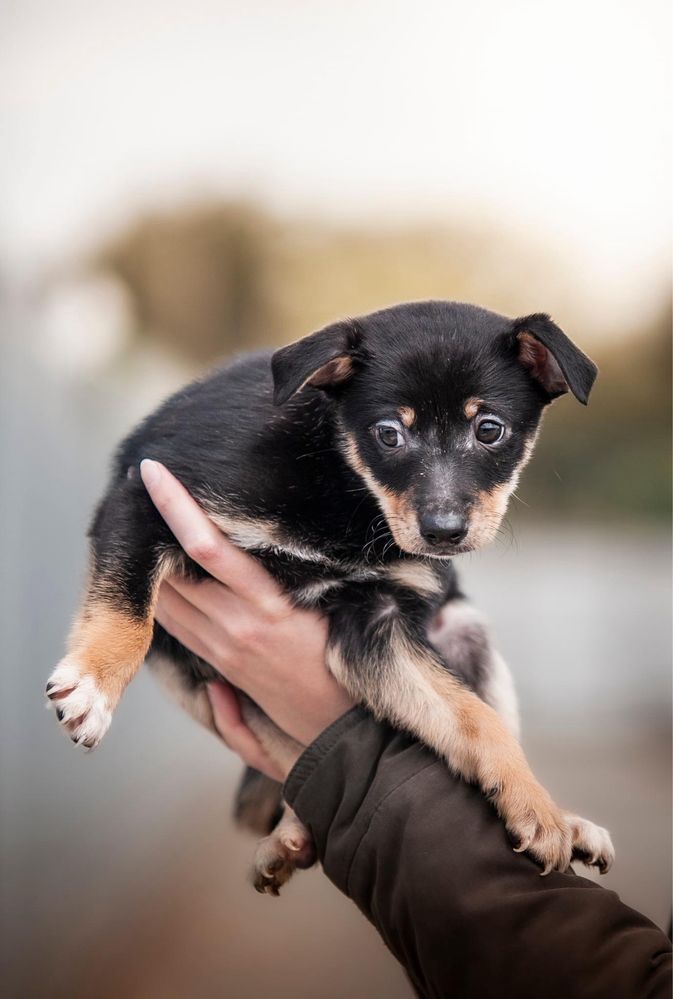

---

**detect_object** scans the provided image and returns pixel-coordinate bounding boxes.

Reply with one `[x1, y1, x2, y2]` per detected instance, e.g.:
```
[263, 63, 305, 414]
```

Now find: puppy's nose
[419, 512, 468, 547]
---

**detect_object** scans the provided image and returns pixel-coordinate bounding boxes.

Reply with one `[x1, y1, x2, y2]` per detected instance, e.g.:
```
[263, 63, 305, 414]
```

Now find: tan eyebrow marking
[464, 397, 484, 419]
[398, 406, 416, 428]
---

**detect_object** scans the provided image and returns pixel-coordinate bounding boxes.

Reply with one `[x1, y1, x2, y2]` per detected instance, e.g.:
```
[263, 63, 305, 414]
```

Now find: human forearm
[285, 709, 672, 999]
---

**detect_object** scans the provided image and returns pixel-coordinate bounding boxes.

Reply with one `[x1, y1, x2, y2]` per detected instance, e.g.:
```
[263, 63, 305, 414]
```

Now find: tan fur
[380, 490, 418, 537]
[306, 355, 353, 390]
[58, 550, 178, 710]
[467, 431, 539, 548]
[463, 397, 484, 419]
[328, 620, 573, 872]
[67, 602, 155, 703]
[520, 429, 540, 467]
[252, 804, 315, 894]
[469, 481, 513, 547]
[518, 331, 567, 395]
[387, 561, 444, 597]
[343, 428, 542, 556]
[202, 508, 280, 551]
[342, 432, 424, 552]
[479, 649, 520, 739]
[203, 504, 334, 565]
[517, 332, 546, 374]
[428, 601, 520, 736]
[398, 405, 416, 428]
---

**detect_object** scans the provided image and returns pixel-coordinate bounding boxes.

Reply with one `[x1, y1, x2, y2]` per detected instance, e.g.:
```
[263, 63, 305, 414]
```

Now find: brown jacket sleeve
[283, 707, 672, 999]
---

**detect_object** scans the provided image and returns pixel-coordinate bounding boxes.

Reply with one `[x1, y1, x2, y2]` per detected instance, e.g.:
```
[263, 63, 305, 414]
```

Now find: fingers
[155, 584, 226, 669]
[157, 580, 211, 634]
[164, 574, 243, 622]
[207, 683, 286, 782]
[140, 459, 285, 612]
[157, 579, 263, 673]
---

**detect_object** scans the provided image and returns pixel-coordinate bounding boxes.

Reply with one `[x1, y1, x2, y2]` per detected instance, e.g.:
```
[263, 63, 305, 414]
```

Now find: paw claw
[501, 789, 572, 874]
[254, 878, 280, 897]
[567, 813, 614, 875]
[45, 658, 112, 749]
[251, 818, 316, 896]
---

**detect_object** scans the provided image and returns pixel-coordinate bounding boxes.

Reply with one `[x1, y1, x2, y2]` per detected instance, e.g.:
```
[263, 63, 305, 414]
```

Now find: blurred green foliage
[93, 201, 671, 521]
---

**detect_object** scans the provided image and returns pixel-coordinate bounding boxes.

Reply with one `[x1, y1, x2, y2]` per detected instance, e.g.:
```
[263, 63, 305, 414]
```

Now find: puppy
[46, 300, 614, 893]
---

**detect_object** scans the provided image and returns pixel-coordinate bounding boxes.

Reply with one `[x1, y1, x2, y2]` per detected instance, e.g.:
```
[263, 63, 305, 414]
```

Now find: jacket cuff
[283, 705, 368, 802]
[282, 705, 439, 894]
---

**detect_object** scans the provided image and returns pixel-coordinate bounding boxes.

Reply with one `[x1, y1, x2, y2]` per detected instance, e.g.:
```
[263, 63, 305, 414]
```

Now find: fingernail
[140, 458, 161, 488]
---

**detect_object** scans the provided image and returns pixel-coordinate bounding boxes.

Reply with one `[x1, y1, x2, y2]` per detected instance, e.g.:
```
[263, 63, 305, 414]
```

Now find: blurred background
[1, 2, 670, 996]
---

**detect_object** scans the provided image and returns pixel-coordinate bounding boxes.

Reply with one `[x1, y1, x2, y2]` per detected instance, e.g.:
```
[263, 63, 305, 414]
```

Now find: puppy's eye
[375, 421, 405, 449]
[475, 418, 505, 446]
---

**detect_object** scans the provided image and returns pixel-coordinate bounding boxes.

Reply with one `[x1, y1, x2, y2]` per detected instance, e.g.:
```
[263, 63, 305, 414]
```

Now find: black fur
[511, 313, 597, 404]
[62, 299, 603, 885]
[88, 300, 595, 698]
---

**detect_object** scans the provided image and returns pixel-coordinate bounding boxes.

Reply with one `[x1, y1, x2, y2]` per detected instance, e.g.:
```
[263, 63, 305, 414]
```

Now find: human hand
[202, 682, 291, 783]
[140, 459, 354, 771]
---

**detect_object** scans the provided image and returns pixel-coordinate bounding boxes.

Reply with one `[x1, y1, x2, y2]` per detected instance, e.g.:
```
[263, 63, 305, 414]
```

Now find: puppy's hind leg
[46, 478, 173, 749]
[252, 805, 317, 896]
[149, 657, 287, 840]
[237, 696, 316, 895]
[235, 767, 283, 837]
[148, 651, 220, 735]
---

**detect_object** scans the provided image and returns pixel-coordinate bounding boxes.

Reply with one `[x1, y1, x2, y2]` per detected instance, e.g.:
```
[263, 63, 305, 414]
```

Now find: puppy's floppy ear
[271, 319, 361, 406]
[512, 313, 598, 405]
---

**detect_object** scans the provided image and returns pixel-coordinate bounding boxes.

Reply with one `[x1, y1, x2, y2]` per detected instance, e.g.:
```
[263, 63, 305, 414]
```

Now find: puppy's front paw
[252, 815, 316, 896]
[45, 658, 112, 750]
[498, 782, 573, 875]
[566, 813, 615, 874]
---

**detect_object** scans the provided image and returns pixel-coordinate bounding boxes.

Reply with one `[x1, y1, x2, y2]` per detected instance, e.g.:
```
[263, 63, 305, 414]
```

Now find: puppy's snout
[419, 512, 468, 547]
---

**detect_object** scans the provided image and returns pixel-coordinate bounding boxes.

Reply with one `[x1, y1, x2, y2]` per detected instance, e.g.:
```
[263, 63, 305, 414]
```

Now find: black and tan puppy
[46, 300, 614, 893]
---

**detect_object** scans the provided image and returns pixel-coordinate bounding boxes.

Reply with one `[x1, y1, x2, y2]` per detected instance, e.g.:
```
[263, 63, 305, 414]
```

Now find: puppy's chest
[196, 497, 457, 611]
[256, 551, 456, 613]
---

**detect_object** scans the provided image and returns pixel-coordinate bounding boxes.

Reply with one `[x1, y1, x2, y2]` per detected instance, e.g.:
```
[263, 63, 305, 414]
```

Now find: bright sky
[1, 0, 670, 334]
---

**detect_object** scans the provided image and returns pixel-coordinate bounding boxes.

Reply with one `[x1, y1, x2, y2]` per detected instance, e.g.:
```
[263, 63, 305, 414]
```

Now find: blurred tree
[86, 199, 670, 521]
[96, 203, 278, 363]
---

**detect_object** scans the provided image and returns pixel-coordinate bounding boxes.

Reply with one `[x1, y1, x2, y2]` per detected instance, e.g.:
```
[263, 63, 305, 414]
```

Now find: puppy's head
[272, 301, 597, 557]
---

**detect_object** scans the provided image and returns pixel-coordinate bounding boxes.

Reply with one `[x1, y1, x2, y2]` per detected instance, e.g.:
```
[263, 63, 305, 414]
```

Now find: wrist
[283, 690, 356, 746]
